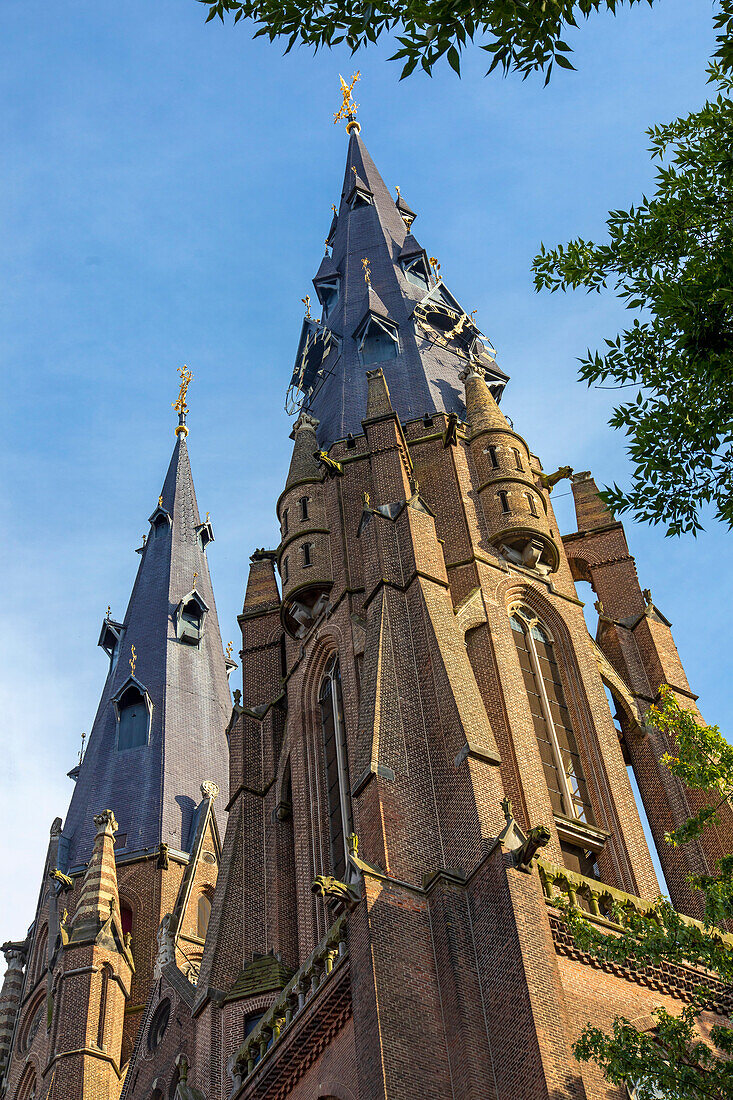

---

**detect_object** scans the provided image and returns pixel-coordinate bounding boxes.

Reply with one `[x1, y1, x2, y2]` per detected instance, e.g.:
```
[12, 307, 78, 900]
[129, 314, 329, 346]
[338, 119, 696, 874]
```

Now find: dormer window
[349, 187, 373, 210]
[356, 315, 399, 367]
[315, 277, 340, 319]
[113, 681, 152, 751]
[195, 518, 214, 551]
[401, 255, 430, 291]
[98, 618, 124, 664]
[148, 505, 172, 538]
[175, 590, 208, 647]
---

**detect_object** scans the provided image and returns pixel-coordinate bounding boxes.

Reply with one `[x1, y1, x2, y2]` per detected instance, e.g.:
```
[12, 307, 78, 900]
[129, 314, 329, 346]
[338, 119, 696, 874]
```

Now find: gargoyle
[513, 824, 551, 872]
[315, 451, 344, 477]
[49, 869, 74, 892]
[539, 465, 573, 491]
[311, 875, 360, 908]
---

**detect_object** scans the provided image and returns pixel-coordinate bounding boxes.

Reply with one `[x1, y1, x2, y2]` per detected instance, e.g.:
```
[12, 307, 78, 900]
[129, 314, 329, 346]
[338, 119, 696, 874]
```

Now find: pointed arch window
[510, 605, 593, 824]
[113, 681, 152, 751]
[197, 893, 212, 939]
[356, 315, 399, 367]
[319, 657, 352, 879]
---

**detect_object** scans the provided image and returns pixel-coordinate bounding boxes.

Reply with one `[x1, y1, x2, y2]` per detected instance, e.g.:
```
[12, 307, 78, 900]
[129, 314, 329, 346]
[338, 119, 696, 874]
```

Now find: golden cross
[172, 364, 193, 415]
[334, 72, 360, 127]
[302, 295, 312, 319]
[361, 257, 371, 286]
[130, 645, 137, 678]
[225, 641, 233, 660]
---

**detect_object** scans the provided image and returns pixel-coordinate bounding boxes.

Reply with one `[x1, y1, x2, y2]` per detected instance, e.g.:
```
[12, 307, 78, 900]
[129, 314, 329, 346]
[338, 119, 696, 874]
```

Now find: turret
[463, 363, 559, 573]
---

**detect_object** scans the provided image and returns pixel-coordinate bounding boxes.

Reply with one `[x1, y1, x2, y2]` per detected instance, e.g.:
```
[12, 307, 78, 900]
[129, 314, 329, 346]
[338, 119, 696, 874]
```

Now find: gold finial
[192, 571, 199, 590]
[429, 257, 441, 280]
[106, 605, 111, 619]
[130, 645, 137, 678]
[331, 203, 337, 216]
[362, 490, 370, 507]
[225, 641, 233, 660]
[361, 257, 371, 286]
[205, 511, 210, 523]
[173, 364, 193, 437]
[302, 295, 312, 319]
[158, 495, 163, 508]
[334, 72, 361, 133]
[395, 185, 401, 197]
[79, 731, 86, 766]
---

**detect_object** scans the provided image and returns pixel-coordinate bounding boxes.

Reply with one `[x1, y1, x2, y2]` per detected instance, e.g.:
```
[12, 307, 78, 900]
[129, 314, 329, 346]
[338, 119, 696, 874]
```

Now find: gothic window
[357, 316, 399, 367]
[512, 447, 523, 471]
[487, 445, 499, 469]
[498, 490, 510, 513]
[197, 894, 212, 939]
[282, 507, 289, 536]
[525, 492, 539, 517]
[299, 496, 310, 521]
[401, 255, 430, 291]
[116, 684, 150, 751]
[319, 657, 352, 880]
[316, 277, 340, 318]
[510, 605, 594, 824]
[302, 542, 313, 567]
[282, 556, 289, 584]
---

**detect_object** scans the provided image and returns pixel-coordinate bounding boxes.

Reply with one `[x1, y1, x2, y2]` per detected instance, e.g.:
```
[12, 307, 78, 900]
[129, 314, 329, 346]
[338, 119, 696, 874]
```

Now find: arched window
[319, 657, 352, 879]
[97, 965, 111, 1049]
[116, 684, 149, 751]
[197, 894, 212, 940]
[510, 605, 593, 824]
[120, 902, 133, 938]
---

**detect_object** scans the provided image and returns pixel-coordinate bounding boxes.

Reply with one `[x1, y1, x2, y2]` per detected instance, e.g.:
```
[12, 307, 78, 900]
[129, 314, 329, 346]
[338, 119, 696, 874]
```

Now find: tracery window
[510, 605, 593, 823]
[319, 657, 352, 879]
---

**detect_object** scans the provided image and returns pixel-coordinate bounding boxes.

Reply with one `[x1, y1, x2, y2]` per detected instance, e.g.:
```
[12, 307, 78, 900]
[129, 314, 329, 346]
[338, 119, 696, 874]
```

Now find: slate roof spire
[292, 123, 508, 447]
[60, 397, 230, 870]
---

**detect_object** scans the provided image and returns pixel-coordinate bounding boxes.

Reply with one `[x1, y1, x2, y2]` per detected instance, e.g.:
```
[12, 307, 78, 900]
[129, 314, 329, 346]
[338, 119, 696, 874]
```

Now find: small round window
[148, 999, 171, 1052]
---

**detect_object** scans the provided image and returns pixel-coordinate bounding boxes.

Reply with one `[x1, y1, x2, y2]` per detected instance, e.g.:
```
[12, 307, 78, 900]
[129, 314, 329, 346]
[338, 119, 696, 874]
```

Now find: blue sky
[1, 0, 729, 934]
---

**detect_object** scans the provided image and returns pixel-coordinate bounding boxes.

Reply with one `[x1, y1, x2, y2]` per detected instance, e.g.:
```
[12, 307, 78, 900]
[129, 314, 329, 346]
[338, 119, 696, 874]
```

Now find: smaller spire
[461, 363, 510, 437]
[284, 411, 322, 491]
[69, 810, 121, 942]
[365, 369, 394, 420]
[334, 72, 361, 135]
[172, 364, 193, 438]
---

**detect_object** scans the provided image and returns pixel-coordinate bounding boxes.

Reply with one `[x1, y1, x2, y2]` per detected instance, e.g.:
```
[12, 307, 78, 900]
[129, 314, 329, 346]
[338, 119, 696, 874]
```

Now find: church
[0, 84, 730, 1100]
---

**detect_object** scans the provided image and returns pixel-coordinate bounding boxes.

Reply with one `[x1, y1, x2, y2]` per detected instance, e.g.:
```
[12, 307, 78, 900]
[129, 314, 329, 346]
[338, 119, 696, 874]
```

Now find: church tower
[3, 88, 731, 1100]
[113, 90, 733, 1100]
[0, 382, 231, 1099]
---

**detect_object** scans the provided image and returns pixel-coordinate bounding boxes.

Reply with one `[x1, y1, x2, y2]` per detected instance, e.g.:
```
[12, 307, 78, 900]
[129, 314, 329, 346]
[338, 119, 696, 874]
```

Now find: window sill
[554, 813, 610, 855]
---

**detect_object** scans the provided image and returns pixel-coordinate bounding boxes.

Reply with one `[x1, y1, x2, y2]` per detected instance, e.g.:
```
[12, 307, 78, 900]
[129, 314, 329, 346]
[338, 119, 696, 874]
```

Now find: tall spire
[289, 98, 508, 447]
[60, 382, 230, 869]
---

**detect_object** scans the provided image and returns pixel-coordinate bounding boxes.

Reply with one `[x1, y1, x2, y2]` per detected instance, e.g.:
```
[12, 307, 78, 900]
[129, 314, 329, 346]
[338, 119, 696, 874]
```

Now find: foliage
[533, 2, 733, 536]
[563, 686, 733, 1099]
[199, 0, 655, 80]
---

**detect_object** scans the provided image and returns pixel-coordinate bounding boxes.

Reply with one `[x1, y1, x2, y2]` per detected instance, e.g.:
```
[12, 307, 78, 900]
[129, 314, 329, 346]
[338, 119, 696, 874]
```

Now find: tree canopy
[200, 0, 656, 80]
[533, 2, 733, 536]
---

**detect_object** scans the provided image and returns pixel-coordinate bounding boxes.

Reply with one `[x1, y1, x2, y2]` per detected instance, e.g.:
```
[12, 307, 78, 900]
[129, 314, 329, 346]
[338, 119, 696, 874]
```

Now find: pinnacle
[285, 412, 322, 492]
[365, 369, 394, 420]
[69, 810, 121, 941]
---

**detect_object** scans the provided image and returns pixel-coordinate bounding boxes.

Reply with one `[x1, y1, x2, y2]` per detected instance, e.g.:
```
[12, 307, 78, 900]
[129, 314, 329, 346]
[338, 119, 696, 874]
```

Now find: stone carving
[156, 843, 170, 870]
[200, 781, 219, 801]
[153, 914, 175, 978]
[48, 869, 73, 892]
[311, 875, 360, 908]
[514, 825, 552, 873]
[93, 809, 118, 834]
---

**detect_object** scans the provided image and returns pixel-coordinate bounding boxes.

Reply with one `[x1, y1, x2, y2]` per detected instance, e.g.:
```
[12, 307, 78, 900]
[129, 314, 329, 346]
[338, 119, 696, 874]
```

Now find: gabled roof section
[61, 431, 231, 869]
[298, 129, 509, 447]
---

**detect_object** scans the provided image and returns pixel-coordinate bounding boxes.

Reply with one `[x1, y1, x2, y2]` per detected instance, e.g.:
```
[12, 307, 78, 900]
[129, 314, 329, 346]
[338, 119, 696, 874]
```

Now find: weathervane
[334, 72, 361, 133]
[172, 364, 193, 437]
[361, 257, 372, 286]
[130, 645, 137, 678]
